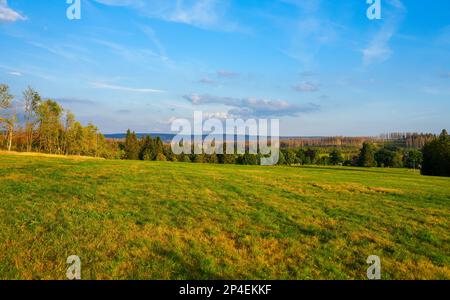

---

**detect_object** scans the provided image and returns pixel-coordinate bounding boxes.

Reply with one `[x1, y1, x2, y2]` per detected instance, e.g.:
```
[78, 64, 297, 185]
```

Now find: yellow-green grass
[0, 153, 449, 280]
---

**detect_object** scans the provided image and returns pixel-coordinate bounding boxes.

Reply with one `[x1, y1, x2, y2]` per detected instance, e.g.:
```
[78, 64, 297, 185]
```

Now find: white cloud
[0, 0, 26, 22]
[184, 94, 319, 118]
[91, 82, 165, 93]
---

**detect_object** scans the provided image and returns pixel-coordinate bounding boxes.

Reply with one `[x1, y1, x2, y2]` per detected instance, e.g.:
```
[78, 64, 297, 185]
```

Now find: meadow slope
[0, 154, 449, 279]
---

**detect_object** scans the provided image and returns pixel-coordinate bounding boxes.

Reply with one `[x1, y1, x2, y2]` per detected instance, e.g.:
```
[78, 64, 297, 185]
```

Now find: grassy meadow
[0, 153, 449, 280]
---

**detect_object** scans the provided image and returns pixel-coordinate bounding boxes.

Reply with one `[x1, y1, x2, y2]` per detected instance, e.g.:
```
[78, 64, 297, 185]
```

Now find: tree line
[277, 145, 422, 169]
[120, 130, 426, 170]
[349, 130, 450, 176]
[120, 128, 449, 177]
[280, 133, 435, 149]
[122, 130, 267, 165]
[2, 83, 449, 176]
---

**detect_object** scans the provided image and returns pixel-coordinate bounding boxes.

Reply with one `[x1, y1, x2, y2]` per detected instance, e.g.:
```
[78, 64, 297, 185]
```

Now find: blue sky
[0, 0, 449, 136]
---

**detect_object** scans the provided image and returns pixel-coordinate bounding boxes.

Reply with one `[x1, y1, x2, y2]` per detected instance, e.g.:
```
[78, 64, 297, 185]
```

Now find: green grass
[0, 153, 449, 280]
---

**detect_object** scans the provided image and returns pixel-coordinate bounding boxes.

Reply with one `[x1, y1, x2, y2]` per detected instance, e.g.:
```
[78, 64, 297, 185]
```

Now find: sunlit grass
[0, 154, 449, 279]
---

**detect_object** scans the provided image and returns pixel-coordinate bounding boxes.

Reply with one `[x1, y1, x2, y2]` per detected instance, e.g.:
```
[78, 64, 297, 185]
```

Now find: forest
[1, 83, 449, 177]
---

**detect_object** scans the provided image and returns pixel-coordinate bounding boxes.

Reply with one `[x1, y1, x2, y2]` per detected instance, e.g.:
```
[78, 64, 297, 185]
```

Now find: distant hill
[104, 133, 297, 142]
[104, 132, 435, 149]
[105, 133, 177, 142]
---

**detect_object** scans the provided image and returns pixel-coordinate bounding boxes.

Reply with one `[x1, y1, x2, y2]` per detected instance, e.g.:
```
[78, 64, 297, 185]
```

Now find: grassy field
[0, 153, 449, 280]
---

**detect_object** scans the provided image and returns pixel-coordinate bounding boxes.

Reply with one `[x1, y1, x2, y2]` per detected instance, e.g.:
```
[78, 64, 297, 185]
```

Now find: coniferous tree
[154, 137, 164, 157]
[296, 148, 306, 165]
[124, 130, 140, 160]
[358, 142, 377, 167]
[422, 130, 450, 177]
[140, 135, 155, 160]
[329, 149, 344, 165]
[277, 150, 287, 165]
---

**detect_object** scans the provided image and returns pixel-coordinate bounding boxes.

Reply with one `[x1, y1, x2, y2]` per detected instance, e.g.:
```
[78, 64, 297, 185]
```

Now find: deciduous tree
[23, 86, 41, 152]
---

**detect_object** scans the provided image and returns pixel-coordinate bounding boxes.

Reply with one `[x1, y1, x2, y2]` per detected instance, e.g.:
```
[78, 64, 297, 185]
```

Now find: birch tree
[0, 84, 14, 150]
[23, 86, 41, 152]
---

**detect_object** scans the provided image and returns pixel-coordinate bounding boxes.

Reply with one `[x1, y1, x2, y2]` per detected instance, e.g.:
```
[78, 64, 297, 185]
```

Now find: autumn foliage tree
[0, 84, 15, 151]
[0, 83, 114, 158]
[23, 86, 41, 152]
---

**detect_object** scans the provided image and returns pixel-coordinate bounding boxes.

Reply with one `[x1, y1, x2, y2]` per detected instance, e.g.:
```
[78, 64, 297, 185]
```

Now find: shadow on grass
[298, 165, 417, 176]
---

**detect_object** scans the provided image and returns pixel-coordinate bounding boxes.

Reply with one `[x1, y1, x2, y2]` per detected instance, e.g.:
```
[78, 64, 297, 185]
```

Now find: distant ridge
[104, 132, 434, 149]
[105, 133, 177, 142]
[103, 133, 322, 142]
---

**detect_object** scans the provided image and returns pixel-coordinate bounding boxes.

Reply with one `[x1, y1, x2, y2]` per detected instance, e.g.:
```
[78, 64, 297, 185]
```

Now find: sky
[0, 0, 449, 136]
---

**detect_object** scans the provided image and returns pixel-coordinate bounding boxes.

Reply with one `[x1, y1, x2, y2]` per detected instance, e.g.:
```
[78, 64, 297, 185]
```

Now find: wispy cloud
[91, 38, 160, 63]
[91, 82, 165, 93]
[202, 111, 230, 120]
[116, 109, 132, 114]
[280, 0, 320, 13]
[7, 71, 22, 76]
[436, 25, 450, 45]
[0, 64, 56, 81]
[277, 1, 340, 67]
[139, 25, 169, 61]
[92, 0, 240, 32]
[184, 93, 319, 118]
[300, 71, 317, 77]
[217, 70, 239, 78]
[421, 86, 450, 96]
[362, 0, 406, 66]
[0, 0, 26, 22]
[55, 97, 96, 105]
[198, 70, 239, 85]
[26, 40, 94, 64]
[199, 78, 216, 85]
[294, 81, 319, 92]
